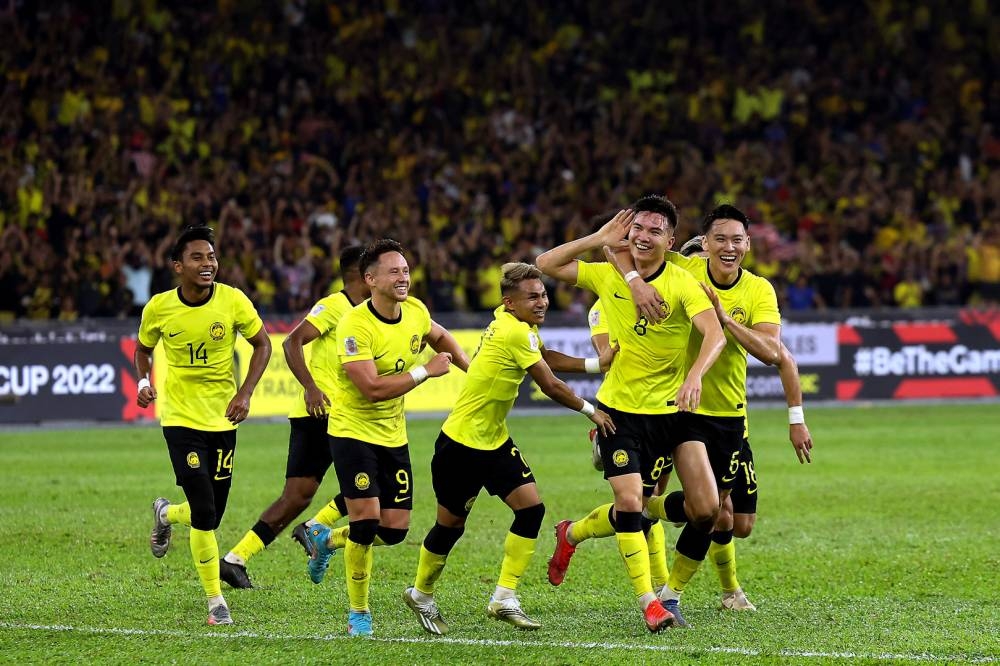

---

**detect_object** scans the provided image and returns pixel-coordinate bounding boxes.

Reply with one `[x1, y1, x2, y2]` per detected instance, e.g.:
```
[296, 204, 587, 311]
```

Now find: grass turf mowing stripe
[1, 622, 995, 663]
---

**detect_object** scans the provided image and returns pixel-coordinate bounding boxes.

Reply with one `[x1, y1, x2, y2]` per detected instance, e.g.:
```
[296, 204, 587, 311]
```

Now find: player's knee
[190, 504, 217, 531]
[510, 503, 545, 539]
[376, 525, 408, 546]
[715, 502, 734, 532]
[733, 514, 755, 539]
[348, 518, 379, 546]
[424, 523, 465, 555]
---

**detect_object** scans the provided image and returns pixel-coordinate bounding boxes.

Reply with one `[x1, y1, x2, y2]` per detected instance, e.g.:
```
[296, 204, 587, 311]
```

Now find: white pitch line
[0, 622, 995, 663]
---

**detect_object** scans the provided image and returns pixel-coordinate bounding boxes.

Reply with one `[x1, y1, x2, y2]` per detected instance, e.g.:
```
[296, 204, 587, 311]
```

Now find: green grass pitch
[1, 403, 998, 664]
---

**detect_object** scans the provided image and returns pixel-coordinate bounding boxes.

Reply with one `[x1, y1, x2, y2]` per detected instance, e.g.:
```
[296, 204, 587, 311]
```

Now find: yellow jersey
[441, 306, 543, 450]
[138, 284, 264, 430]
[575, 261, 712, 414]
[328, 298, 432, 446]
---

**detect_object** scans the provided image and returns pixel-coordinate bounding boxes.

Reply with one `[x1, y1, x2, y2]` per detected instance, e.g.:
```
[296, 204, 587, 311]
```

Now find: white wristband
[578, 400, 596, 417]
[409, 365, 429, 385]
[137, 377, 151, 391]
[788, 406, 805, 425]
[624, 270, 641, 284]
[584, 357, 601, 374]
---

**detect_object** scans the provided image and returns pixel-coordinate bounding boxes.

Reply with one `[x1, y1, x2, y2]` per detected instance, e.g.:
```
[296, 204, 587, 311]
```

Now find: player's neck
[707, 261, 739, 286]
[344, 283, 369, 306]
[370, 292, 402, 320]
[179, 282, 213, 304]
[635, 255, 665, 276]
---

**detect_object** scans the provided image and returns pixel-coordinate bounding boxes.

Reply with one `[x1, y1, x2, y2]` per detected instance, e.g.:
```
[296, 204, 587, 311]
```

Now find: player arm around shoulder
[526, 358, 615, 437]
[774, 342, 814, 464]
[227, 326, 272, 424]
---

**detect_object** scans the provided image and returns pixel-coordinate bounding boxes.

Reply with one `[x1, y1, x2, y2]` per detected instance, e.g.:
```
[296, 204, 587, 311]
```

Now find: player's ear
[172, 260, 182, 275]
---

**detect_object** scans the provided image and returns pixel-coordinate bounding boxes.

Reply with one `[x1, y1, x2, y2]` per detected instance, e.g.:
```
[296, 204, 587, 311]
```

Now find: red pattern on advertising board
[119, 337, 154, 422]
[891, 323, 957, 344]
[838, 325, 862, 345]
[893, 378, 997, 399]
[836, 380, 863, 400]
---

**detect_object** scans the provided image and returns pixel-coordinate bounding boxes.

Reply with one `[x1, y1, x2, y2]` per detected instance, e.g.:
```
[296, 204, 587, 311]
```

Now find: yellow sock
[344, 539, 374, 611]
[709, 540, 740, 593]
[646, 522, 669, 589]
[414, 545, 449, 595]
[230, 530, 266, 564]
[312, 499, 344, 528]
[497, 532, 535, 590]
[667, 551, 703, 594]
[569, 503, 615, 544]
[166, 502, 191, 526]
[645, 495, 667, 521]
[329, 526, 349, 549]
[189, 528, 221, 598]
[616, 530, 652, 597]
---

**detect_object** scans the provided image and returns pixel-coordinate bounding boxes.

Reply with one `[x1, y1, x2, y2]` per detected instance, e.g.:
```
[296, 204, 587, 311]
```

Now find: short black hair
[171, 226, 215, 261]
[702, 204, 750, 234]
[359, 238, 405, 276]
[631, 194, 678, 230]
[339, 245, 365, 275]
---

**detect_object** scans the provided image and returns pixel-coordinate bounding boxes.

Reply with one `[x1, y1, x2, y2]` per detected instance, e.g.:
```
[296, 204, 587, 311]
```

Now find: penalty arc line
[0, 622, 996, 663]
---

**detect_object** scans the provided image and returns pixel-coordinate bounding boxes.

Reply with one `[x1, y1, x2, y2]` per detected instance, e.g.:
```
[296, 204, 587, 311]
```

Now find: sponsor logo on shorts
[612, 449, 629, 467]
[354, 473, 371, 490]
[210, 322, 226, 341]
[186, 452, 200, 468]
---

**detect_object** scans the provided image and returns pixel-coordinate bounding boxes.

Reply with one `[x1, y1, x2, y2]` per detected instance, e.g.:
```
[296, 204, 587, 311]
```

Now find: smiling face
[628, 211, 675, 264]
[173, 239, 217, 289]
[704, 218, 749, 282]
[504, 278, 549, 325]
[366, 250, 410, 302]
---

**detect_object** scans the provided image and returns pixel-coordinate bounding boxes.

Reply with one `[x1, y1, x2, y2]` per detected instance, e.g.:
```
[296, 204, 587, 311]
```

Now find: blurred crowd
[2, 0, 1000, 321]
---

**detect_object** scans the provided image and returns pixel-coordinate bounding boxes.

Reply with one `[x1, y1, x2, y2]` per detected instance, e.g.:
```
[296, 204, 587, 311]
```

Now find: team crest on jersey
[209, 322, 226, 341]
[344, 336, 358, 355]
[186, 452, 200, 468]
[409, 334, 420, 354]
[588, 309, 601, 328]
[659, 301, 672, 319]
[464, 497, 477, 513]
[612, 449, 629, 467]
[310, 304, 326, 317]
[528, 331, 539, 351]
[729, 306, 747, 324]
[354, 473, 371, 490]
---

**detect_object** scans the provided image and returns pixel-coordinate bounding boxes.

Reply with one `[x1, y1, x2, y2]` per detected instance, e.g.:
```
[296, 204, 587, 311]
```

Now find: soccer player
[136, 225, 271, 626]
[402, 263, 617, 635]
[217, 245, 370, 589]
[621, 204, 814, 622]
[536, 196, 726, 633]
[586, 297, 672, 595]
[305, 238, 470, 637]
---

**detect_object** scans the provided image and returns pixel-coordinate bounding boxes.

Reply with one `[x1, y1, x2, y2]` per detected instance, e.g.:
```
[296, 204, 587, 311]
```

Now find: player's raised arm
[226, 326, 272, 424]
[775, 342, 813, 463]
[536, 209, 634, 284]
[425, 320, 471, 373]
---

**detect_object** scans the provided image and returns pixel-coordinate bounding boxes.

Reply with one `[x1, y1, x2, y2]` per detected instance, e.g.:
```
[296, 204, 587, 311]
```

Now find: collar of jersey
[640, 261, 666, 282]
[367, 299, 402, 324]
[176, 284, 215, 307]
[707, 265, 743, 291]
[342, 289, 358, 307]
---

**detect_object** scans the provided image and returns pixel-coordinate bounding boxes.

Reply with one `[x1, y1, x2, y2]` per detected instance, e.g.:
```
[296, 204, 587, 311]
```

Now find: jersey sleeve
[588, 299, 608, 337]
[677, 269, 713, 318]
[137, 299, 161, 348]
[233, 288, 265, 338]
[337, 310, 374, 363]
[509, 323, 544, 370]
[305, 296, 342, 336]
[749, 277, 782, 326]
[574, 260, 609, 293]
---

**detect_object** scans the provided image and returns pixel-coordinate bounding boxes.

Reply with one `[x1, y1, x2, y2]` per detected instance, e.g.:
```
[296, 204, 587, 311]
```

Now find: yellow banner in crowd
[151, 330, 484, 420]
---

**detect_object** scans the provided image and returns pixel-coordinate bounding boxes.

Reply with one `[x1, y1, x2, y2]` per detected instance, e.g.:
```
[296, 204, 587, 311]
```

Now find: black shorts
[431, 432, 535, 517]
[729, 439, 758, 514]
[163, 426, 237, 487]
[329, 435, 413, 509]
[285, 417, 333, 481]
[596, 403, 681, 496]
[675, 412, 745, 492]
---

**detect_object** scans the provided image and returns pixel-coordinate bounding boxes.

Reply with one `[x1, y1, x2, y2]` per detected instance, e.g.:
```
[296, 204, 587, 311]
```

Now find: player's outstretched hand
[305, 385, 332, 418]
[589, 408, 616, 438]
[676, 375, 702, 412]
[426, 352, 453, 378]
[790, 423, 813, 464]
[226, 392, 251, 424]
[699, 282, 729, 326]
[598, 343, 620, 373]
